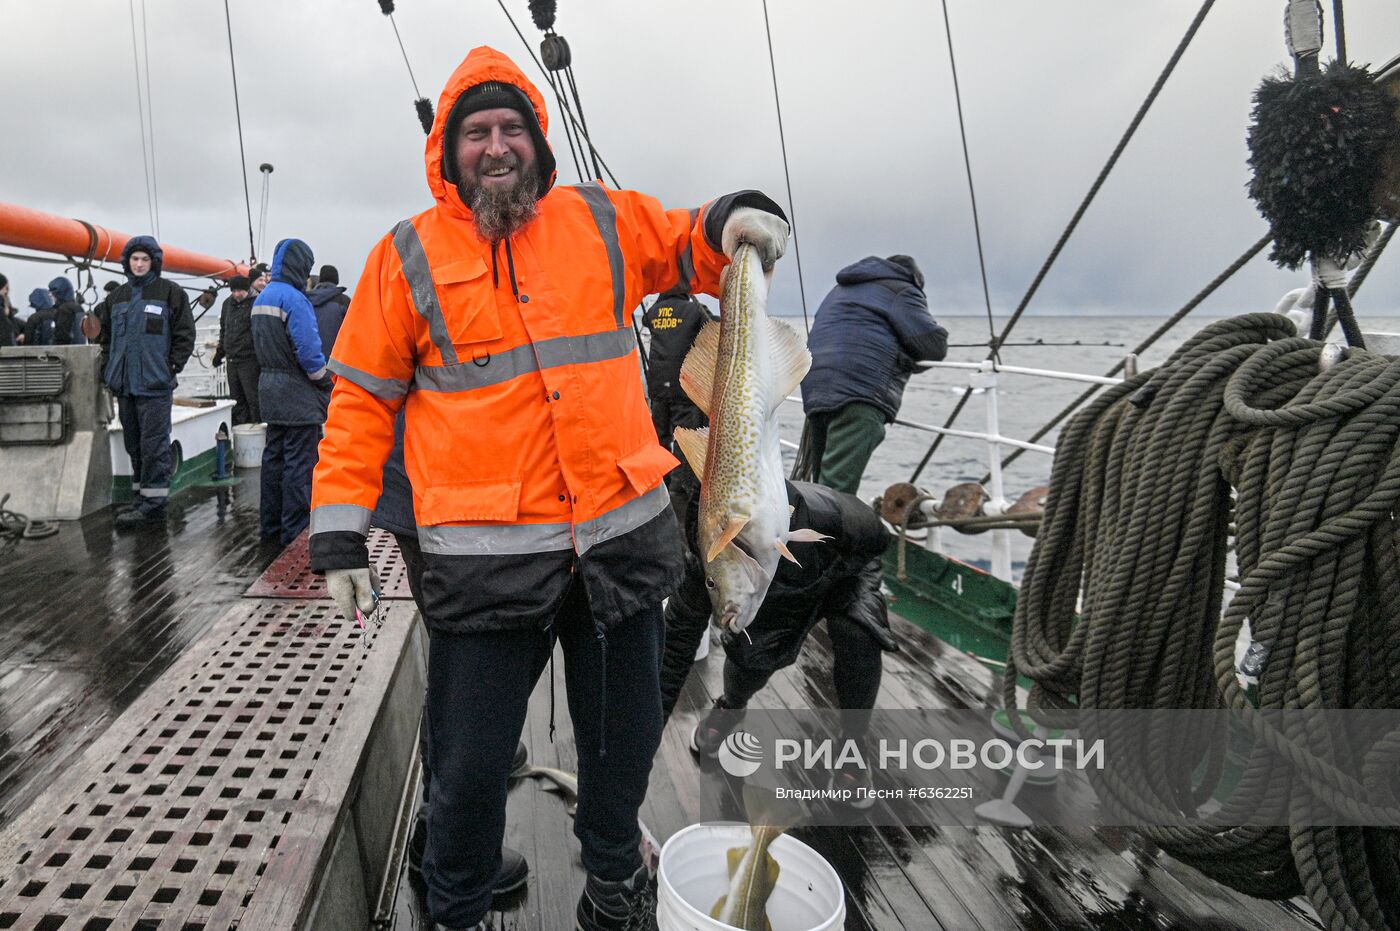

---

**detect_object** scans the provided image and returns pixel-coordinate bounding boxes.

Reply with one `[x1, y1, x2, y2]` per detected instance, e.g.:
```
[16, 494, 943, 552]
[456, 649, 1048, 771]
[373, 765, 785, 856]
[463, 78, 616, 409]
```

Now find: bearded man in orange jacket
[309, 47, 788, 931]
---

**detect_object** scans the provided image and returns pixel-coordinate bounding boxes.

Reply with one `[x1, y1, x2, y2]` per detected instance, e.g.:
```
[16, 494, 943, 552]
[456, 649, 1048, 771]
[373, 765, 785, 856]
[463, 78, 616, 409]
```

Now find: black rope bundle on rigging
[1247, 61, 1399, 272]
[376, 0, 434, 135]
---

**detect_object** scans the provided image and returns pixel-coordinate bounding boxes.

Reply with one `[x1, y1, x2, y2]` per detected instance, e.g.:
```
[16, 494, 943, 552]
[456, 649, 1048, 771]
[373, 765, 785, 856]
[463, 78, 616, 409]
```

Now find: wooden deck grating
[242, 528, 414, 600]
[0, 598, 413, 929]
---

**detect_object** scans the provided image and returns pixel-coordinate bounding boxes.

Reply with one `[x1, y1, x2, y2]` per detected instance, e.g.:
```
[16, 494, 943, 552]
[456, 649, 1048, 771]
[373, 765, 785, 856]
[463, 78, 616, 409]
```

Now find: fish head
[704, 538, 778, 634]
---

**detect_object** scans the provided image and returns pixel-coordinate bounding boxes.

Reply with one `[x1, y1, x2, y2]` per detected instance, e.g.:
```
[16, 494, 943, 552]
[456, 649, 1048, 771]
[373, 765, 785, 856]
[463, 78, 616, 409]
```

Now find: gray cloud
[3, 0, 1397, 323]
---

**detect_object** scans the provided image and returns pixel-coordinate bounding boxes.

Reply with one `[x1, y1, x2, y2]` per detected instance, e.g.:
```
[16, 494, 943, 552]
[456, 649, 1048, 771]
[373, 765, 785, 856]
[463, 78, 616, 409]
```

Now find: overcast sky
[4, 0, 1399, 323]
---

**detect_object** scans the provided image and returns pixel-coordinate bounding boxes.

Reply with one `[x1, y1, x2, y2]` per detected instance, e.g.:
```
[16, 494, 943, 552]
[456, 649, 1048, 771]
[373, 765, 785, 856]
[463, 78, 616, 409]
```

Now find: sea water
[767, 314, 1231, 576]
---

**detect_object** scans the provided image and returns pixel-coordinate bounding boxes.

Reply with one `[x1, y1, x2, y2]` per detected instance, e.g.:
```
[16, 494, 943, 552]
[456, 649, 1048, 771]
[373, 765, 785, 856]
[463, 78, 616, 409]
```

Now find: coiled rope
[1006, 314, 1400, 930]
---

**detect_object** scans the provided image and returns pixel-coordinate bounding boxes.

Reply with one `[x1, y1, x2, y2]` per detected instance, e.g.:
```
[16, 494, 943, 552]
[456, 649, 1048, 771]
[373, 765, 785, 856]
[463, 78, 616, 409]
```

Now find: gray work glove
[721, 207, 790, 271]
[326, 566, 379, 623]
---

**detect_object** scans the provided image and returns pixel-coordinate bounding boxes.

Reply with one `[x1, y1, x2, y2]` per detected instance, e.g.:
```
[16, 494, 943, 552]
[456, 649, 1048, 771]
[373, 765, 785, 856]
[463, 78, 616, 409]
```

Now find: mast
[0, 202, 249, 279]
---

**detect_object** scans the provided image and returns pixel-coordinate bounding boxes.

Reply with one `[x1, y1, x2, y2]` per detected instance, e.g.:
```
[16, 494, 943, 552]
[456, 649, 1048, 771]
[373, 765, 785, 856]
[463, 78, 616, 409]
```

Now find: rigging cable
[937, 0, 998, 358]
[991, 232, 1272, 480]
[910, 0, 1218, 483]
[1332, 0, 1346, 63]
[127, 0, 156, 234]
[493, 0, 621, 187]
[759, 0, 809, 333]
[221, 0, 258, 263]
[140, 0, 160, 239]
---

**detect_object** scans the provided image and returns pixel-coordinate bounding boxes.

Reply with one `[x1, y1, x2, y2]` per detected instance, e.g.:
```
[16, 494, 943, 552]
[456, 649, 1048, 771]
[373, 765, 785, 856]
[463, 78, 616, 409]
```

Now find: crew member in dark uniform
[659, 479, 898, 801]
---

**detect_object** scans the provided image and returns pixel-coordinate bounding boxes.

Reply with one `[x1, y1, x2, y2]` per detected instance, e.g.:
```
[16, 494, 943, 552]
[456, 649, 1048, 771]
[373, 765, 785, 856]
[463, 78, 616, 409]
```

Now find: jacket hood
[270, 239, 315, 290]
[307, 282, 347, 306]
[425, 46, 557, 216]
[48, 277, 76, 303]
[28, 288, 53, 310]
[121, 236, 164, 285]
[835, 255, 923, 289]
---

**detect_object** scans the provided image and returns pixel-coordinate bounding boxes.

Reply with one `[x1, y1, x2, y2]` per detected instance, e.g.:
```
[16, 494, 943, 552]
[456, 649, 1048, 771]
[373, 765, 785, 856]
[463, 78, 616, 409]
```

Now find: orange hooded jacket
[308, 47, 783, 628]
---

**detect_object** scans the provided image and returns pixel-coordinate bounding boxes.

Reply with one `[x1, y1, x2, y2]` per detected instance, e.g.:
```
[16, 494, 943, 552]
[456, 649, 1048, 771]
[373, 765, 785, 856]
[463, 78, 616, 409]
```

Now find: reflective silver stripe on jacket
[413, 326, 634, 394]
[328, 358, 411, 400]
[574, 483, 670, 555]
[310, 503, 373, 536]
[251, 306, 288, 321]
[392, 219, 460, 365]
[572, 183, 626, 327]
[418, 519, 573, 556]
[417, 483, 670, 557]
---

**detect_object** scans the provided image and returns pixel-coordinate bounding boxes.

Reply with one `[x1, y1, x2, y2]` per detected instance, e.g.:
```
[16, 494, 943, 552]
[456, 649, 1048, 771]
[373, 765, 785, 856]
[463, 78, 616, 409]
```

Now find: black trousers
[118, 393, 173, 516]
[722, 615, 883, 711]
[226, 358, 261, 425]
[259, 424, 319, 543]
[420, 578, 664, 928]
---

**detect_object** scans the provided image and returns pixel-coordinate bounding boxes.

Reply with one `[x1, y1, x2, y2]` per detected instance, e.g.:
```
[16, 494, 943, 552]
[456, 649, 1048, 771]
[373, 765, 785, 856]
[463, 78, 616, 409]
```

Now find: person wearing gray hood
[94, 236, 196, 529]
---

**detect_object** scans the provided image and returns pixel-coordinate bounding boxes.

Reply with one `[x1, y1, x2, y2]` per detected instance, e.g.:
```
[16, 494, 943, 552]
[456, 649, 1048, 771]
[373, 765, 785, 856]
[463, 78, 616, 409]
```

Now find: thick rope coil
[1006, 314, 1400, 929]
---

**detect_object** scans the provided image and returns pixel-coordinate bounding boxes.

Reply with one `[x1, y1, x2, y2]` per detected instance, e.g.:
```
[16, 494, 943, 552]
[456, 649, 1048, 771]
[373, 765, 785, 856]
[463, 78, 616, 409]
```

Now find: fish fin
[726, 845, 747, 875]
[710, 894, 729, 920]
[679, 319, 721, 415]
[767, 317, 811, 409]
[775, 538, 801, 566]
[673, 426, 710, 480]
[706, 516, 749, 563]
[765, 851, 782, 897]
[786, 528, 833, 545]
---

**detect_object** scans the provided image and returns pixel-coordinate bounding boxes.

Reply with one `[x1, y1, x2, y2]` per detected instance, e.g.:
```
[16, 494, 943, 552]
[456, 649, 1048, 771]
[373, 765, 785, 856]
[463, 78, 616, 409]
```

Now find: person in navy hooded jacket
[95, 236, 196, 529]
[800, 254, 948, 495]
[48, 276, 86, 345]
[252, 238, 330, 544]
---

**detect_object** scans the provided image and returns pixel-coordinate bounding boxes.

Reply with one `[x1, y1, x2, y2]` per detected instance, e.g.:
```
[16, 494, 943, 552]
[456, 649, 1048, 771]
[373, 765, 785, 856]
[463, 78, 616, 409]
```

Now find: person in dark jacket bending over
[211, 275, 259, 424]
[252, 238, 330, 544]
[660, 479, 897, 801]
[639, 284, 715, 522]
[95, 236, 196, 529]
[801, 255, 948, 494]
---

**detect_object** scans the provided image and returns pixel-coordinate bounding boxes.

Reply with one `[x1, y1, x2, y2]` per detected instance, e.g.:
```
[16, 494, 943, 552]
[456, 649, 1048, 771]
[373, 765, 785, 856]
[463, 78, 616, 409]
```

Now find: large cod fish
[674, 242, 828, 633]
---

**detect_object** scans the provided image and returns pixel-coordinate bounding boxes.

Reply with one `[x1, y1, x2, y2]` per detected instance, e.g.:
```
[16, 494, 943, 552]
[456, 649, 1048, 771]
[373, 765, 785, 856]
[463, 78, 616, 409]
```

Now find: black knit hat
[228, 275, 251, 291]
[441, 80, 555, 197]
[318, 265, 339, 285]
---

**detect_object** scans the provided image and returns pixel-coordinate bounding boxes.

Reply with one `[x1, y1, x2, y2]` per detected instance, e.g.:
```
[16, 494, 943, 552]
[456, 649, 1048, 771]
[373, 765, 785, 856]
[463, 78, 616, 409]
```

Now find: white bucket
[232, 423, 266, 468]
[657, 823, 845, 931]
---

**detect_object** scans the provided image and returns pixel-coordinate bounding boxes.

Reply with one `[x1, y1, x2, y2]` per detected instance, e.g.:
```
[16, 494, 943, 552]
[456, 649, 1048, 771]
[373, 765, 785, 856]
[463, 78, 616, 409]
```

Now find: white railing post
[971, 362, 1013, 582]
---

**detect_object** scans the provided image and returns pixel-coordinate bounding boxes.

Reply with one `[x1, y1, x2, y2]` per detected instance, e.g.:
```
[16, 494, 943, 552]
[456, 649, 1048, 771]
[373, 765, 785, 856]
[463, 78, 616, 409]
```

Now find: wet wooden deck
[0, 481, 278, 833]
[388, 609, 1324, 931]
[0, 485, 1324, 930]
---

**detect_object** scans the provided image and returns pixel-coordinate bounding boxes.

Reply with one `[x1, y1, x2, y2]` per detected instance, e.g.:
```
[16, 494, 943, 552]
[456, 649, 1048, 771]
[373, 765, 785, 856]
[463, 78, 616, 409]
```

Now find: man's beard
[465, 165, 541, 242]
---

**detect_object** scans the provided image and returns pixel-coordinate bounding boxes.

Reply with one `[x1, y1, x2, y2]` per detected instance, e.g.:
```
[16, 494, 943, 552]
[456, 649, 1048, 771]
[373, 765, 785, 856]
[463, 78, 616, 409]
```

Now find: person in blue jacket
[24, 289, 57, 346]
[48, 276, 86, 345]
[800, 254, 949, 494]
[94, 236, 196, 529]
[252, 238, 330, 545]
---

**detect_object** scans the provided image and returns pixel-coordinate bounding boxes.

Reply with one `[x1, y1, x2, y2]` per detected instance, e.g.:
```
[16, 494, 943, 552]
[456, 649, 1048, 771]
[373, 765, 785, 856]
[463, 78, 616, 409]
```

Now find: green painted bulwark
[111, 447, 224, 503]
[882, 541, 1017, 667]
